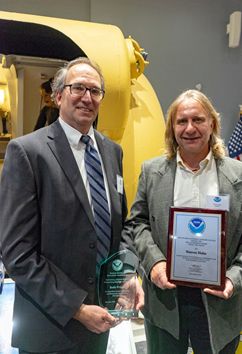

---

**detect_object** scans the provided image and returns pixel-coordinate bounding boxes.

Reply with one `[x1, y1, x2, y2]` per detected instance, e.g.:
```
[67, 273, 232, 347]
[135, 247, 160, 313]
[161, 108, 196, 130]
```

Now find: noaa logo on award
[112, 259, 123, 272]
[188, 217, 206, 235]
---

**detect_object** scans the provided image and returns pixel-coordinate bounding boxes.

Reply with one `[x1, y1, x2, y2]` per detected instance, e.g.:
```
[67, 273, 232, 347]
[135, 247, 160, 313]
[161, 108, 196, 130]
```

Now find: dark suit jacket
[0, 120, 127, 352]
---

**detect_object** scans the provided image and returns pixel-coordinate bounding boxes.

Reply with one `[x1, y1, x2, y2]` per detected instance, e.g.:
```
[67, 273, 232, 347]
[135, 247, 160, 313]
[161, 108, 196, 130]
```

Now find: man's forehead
[65, 65, 101, 88]
[176, 99, 207, 116]
[68, 63, 99, 77]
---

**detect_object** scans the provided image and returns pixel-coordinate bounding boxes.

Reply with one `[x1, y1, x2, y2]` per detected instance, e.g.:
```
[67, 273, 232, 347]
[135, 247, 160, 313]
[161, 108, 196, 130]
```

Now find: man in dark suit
[33, 78, 59, 131]
[0, 57, 143, 354]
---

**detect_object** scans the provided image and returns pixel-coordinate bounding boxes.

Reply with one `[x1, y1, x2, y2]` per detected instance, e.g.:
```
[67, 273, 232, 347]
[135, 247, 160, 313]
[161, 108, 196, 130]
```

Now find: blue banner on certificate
[166, 207, 227, 289]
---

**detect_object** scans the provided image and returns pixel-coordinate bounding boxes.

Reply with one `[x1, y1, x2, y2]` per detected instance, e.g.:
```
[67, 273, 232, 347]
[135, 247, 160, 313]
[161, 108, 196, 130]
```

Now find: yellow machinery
[0, 11, 166, 209]
[238, 334, 242, 354]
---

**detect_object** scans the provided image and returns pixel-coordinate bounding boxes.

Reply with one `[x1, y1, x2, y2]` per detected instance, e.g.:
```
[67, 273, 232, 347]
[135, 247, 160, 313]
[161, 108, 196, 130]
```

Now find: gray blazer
[126, 155, 242, 353]
[0, 120, 127, 352]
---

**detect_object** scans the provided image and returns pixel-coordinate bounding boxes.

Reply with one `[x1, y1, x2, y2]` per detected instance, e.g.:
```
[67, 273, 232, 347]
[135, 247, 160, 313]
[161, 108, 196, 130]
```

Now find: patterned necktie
[81, 135, 111, 264]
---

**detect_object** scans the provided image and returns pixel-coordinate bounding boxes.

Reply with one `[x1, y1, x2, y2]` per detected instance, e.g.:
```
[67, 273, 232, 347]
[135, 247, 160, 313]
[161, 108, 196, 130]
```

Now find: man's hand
[135, 277, 144, 311]
[74, 304, 117, 334]
[150, 261, 176, 290]
[114, 275, 144, 319]
[203, 278, 234, 299]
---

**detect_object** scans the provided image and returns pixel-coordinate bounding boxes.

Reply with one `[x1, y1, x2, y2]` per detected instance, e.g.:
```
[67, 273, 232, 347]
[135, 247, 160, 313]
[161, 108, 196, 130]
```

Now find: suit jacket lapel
[95, 131, 116, 203]
[158, 159, 176, 205]
[95, 131, 121, 249]
[151, 158, 176, 238]
[46, 121, 95, 229]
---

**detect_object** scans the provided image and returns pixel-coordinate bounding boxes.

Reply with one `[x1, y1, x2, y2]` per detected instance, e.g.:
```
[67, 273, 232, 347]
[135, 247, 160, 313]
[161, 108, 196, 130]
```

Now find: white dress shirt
[59, 117, 111, 213]
[174, 150, 219, 208]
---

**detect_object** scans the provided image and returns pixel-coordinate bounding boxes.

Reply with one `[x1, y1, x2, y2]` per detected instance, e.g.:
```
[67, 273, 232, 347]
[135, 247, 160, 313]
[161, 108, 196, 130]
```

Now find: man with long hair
[123, 90, 242, 353]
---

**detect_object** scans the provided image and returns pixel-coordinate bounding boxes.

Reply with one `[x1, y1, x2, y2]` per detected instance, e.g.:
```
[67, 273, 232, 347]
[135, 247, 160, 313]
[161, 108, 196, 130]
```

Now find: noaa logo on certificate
[188, 217, 206, 235]
[112, 259, 123, 272]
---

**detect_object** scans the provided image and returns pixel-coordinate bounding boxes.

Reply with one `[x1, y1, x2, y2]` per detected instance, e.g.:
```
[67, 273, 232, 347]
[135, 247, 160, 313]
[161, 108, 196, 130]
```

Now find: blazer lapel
[149, 158, 176, 239]
[157, 158, 176, 209]
[95, 131, 117, 203]
[46, 121, 95, 229]
[95, 131, 122, 248]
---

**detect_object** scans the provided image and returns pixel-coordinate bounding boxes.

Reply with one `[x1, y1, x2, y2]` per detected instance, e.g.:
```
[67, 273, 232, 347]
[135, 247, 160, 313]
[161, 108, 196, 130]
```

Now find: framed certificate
[166, 207, 227, 290]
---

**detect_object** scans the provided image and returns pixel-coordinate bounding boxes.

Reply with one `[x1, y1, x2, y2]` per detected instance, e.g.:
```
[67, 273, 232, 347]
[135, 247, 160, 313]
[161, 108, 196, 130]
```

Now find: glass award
[98, 249, 139, 318]
[0, 259, 5, 295]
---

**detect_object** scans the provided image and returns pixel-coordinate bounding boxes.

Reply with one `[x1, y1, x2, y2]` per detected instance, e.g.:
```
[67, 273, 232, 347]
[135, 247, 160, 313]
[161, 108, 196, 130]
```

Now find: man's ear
[55, 92, 62, 108]
[211, 117, 215, 129]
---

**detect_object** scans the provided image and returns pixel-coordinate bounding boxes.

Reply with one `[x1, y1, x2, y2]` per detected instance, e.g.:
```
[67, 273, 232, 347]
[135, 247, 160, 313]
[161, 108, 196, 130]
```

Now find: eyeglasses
[64, 83, 105, 101]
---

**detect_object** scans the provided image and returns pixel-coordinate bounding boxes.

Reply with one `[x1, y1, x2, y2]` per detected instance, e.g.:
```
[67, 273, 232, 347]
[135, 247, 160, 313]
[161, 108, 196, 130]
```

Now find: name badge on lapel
[206, 195, 230, 211]
[116, 175, 123, 194]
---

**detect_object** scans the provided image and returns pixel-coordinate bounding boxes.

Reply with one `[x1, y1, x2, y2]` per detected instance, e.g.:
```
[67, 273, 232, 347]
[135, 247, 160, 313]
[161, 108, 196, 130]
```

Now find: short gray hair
[51, 57, 105, 102]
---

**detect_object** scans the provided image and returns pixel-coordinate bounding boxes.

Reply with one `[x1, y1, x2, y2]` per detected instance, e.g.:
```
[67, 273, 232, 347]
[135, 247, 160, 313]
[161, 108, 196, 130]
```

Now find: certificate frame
[166, 207, 227, 290]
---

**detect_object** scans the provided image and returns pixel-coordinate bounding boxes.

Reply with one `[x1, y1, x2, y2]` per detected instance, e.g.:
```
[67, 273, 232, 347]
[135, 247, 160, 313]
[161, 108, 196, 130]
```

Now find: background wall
[0, 0, 241, 143]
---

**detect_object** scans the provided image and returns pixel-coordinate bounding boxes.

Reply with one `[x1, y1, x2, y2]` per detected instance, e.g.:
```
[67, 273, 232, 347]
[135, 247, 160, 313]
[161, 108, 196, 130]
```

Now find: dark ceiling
[0, 19, 86, 60]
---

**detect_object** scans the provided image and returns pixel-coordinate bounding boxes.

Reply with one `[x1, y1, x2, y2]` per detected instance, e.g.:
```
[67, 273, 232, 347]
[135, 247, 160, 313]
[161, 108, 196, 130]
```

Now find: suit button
[88, 277, 94, 284]
[89, 242, 95, 249]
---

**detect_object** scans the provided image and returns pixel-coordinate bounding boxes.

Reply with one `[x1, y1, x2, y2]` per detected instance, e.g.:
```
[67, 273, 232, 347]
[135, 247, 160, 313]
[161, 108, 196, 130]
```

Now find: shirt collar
[177, 149, 213, 172]
[59, 117, 95, 148]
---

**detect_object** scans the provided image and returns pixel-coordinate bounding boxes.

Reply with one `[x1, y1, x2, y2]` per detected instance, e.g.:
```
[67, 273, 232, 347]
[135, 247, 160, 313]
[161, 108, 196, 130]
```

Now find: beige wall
[0, 160, 3, 174]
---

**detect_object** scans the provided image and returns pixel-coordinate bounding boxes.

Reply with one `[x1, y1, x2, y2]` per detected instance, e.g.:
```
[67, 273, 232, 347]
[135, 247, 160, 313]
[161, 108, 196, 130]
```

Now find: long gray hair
[165, 89, 225, 159]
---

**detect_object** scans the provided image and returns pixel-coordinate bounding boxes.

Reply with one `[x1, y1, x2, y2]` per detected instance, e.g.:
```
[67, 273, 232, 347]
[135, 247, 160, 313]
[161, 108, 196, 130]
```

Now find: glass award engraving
[167, 207, 227, 290]
[98, 250, 139, 318]
[0, 259, 5, 295]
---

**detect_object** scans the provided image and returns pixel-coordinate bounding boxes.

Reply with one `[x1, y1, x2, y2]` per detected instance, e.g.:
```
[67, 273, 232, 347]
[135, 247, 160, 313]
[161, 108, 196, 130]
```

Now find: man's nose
[185, 121, 196, 132]
[81, 89, 92, 101]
